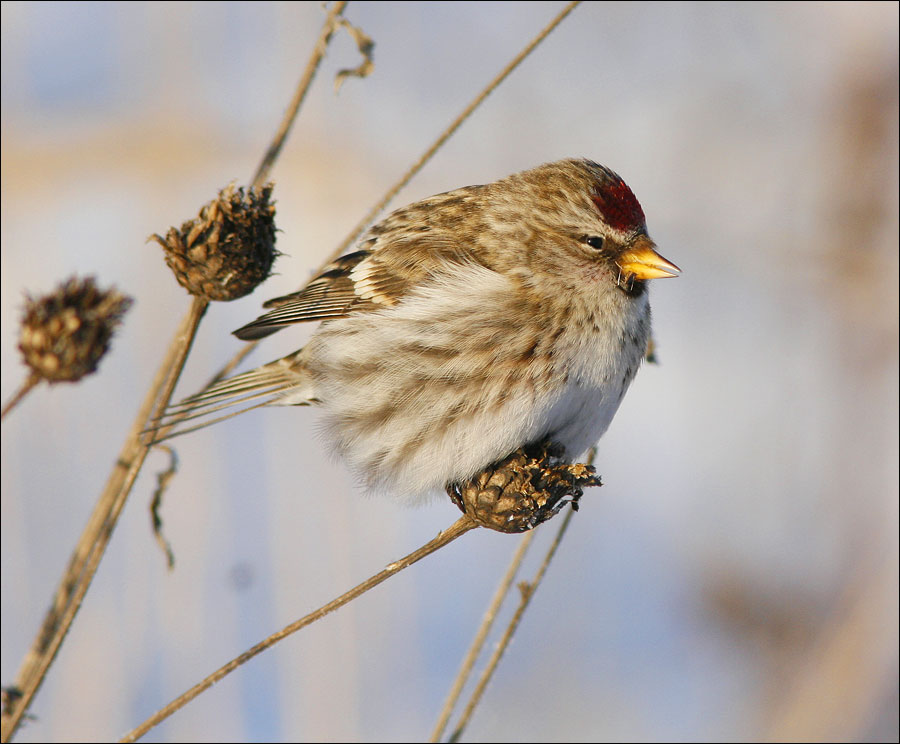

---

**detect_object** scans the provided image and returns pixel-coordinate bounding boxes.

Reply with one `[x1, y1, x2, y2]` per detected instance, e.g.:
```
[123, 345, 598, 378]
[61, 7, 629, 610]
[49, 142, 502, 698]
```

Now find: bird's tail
[148, 353, 314, 442]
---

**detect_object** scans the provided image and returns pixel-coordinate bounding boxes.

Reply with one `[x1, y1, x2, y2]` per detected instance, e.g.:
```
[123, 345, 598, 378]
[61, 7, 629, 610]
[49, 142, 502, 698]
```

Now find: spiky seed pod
[152, 183, 278, 301]
[447, 441, 602, 533]
[18, 276, 133, 383]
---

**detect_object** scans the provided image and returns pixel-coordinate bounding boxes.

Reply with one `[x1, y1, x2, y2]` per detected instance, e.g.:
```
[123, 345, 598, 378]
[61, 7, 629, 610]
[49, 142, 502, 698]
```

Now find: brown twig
[252, 1, 349, 189]
[331, 0, 582, 259]
[446, 506, 578, 743]
[150, 1, 354, 441]
[434, 446, 596, 741]
[2, 5, 360, 739]
[210, 0, 582, 384]
[0, 374, 40, 421]
[0, 296, 208, 742]
[149, 444, 179, 569]
[429, 529, 537, 742]
[119, 516, 479, 742]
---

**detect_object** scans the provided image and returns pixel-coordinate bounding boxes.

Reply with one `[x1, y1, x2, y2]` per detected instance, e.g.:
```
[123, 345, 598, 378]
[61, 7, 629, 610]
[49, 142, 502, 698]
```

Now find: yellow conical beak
[616, 236, 681, 280]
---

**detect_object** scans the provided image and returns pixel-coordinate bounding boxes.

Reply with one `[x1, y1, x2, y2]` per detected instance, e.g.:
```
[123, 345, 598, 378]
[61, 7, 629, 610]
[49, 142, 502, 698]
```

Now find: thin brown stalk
[0, 297, 208, 742]
[437, 446, 596, 742]
[204, 0, 581, 393]
[331, 0, 582, 259]
[0, 373, 40, 421]
[3, 6, 357, 739]
[151, 1, 351, 440]
[429, 529, 537, 743]
[252, 1, 349, 189]
[119, 516, 479, 743]
[210, 340, 258, 383]
[447, 503, 581, 743]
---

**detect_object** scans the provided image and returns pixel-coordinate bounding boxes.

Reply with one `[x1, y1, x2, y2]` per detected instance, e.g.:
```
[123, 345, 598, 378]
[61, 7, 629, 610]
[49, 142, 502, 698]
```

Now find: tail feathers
[148, 356, 313, 442]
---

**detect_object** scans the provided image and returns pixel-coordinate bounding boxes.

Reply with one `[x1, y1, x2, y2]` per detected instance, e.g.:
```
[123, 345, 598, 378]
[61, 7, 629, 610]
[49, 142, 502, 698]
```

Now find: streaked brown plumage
[162, 159, 680, 502]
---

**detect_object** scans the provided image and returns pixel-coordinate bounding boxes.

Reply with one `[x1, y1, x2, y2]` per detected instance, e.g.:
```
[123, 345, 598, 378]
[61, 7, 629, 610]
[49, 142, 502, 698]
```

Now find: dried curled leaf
[333, 17, 374, 92]
[447, 441, 602, 533]
[152, 183, 278, 301]
[18, 276, 132, 383]
[150, 444, 179, 570]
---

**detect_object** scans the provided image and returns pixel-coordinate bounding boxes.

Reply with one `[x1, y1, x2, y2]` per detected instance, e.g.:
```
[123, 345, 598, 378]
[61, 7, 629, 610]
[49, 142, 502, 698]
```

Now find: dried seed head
[18, 276, 133, 383]
[447, 441, 602, 533]
[152, 183, 278, 301]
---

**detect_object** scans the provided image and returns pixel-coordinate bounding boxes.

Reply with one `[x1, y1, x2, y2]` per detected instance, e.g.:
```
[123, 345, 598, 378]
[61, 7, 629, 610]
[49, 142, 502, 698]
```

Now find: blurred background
[2, 2, 897, 741]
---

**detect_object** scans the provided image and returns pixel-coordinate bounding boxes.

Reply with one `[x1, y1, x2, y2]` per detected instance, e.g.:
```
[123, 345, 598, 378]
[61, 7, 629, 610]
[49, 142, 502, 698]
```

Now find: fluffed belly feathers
[289, 264, 651, 502]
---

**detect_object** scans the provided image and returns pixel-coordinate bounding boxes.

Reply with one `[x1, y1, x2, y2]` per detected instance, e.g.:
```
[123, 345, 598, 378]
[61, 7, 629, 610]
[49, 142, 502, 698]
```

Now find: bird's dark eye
[584, 236, 605, 250]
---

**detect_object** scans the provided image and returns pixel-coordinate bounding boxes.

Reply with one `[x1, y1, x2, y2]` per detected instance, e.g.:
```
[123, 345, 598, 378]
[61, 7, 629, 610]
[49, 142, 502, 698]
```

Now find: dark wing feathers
[260, 250, 369, 309]
[233, 186, 491, 341]
[232, 245, 422, 341]
[233, 251, 371, 340]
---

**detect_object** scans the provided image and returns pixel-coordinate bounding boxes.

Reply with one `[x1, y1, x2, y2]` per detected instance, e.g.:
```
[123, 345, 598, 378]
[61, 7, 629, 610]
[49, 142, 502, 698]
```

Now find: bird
[159, 158, 680, 503]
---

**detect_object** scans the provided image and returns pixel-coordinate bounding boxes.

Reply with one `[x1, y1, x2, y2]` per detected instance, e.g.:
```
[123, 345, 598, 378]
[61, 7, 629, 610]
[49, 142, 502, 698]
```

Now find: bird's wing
[233, 186, 491, 341]
[233, 250, 371, 339]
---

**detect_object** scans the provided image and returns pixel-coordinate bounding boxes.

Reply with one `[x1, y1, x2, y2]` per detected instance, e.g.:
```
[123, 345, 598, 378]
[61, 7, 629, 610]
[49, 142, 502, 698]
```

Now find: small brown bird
[164, 159, 680, 502]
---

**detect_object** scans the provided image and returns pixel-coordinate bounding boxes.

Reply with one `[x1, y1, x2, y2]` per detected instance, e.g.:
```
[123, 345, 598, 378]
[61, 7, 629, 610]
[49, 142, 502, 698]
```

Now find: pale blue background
[2, 2, 898, 741]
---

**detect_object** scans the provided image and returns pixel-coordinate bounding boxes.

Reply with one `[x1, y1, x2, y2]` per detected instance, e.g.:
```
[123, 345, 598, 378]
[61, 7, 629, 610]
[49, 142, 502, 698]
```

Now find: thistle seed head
[18, 276, 132, 383]
[447, 440, 602, 533]
[152, 183, 278, 301]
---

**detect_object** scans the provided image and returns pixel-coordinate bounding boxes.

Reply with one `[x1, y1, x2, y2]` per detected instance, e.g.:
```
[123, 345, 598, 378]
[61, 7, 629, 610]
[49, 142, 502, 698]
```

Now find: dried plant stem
[252, 1, 349, 189]
[119, 516, 478, 742]
[447, 506, 578, 743]
[429, 529, 537, 742]
[205, 0, 581, 389]
[332, 0, 582, 258]
[0, 373, 40, 421]
[4, 7, 357, 739]
[0, 297, 208, 742]
[435, 447, 595, 741]
[137, 5, 350, 441]
[211, 341, 257, 383]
